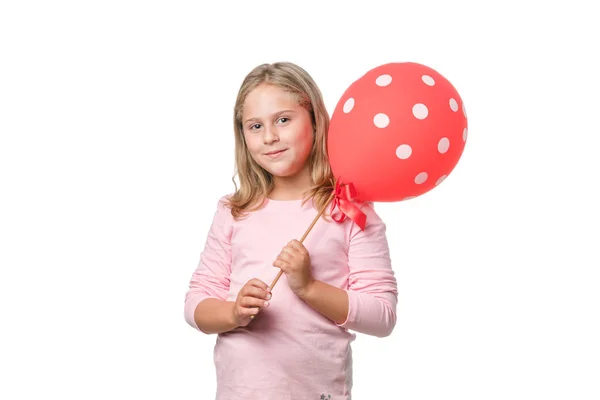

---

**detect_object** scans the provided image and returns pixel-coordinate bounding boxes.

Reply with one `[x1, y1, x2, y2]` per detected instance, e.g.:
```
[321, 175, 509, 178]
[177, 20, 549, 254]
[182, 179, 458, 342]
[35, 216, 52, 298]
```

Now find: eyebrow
[243, 109, 296, 125]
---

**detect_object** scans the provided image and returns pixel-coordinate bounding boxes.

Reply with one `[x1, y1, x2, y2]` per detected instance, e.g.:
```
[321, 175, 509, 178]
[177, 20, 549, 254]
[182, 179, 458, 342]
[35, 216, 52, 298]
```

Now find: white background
[1, 1, 599, 399]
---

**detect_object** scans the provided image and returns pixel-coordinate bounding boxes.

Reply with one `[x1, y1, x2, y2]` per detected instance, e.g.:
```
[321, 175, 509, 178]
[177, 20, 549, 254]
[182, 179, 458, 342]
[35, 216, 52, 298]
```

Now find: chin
[265, 167, 295, 177]
[259, 162, 299, 178]
[254, 154, 309, 179]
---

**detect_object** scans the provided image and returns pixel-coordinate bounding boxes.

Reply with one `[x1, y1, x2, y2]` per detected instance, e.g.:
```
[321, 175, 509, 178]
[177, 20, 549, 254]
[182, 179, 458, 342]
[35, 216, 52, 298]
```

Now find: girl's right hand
[232, 278, 271, 327]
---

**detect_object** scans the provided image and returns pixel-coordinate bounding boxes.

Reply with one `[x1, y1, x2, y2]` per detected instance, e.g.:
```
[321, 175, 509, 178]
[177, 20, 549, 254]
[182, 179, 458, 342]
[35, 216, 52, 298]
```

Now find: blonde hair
[225, 62, 334, 219]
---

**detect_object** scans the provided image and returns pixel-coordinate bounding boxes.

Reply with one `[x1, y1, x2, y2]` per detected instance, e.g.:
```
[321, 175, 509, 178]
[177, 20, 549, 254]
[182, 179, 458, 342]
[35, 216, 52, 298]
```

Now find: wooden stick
[269, 189, 336, 291]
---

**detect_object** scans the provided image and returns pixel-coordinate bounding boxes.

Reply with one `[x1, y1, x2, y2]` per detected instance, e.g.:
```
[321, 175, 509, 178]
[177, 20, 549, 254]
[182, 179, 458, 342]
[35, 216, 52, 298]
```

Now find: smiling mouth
[264, 149, 287, 156]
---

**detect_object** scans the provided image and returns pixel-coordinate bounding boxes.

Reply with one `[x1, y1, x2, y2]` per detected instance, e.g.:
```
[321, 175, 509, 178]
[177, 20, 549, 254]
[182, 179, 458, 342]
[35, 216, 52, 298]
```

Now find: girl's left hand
[273, 240, 314, 298]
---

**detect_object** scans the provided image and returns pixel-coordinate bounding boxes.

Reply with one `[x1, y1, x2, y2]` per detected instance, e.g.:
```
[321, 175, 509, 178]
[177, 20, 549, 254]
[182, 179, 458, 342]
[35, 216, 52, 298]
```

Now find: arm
[184, 197, 235, 334]
[290, 204, 398, 337]
[336, 204, 398, 337]
[193, 299, 237, 334]
[196, 279, 271, 334]
[298, 280, 349, 325]
[273, 240, 350, 325]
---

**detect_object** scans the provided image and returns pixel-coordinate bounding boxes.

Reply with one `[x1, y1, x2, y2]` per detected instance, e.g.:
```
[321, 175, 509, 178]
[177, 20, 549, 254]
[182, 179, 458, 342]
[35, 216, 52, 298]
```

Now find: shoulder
[216, 193, 234, 208]
[348, 201, 387, 239]
[215, 192, 267, 217]
[213, 193, 235, 221]
[360, 201, 385, 226]
[204, 193, 235, 240]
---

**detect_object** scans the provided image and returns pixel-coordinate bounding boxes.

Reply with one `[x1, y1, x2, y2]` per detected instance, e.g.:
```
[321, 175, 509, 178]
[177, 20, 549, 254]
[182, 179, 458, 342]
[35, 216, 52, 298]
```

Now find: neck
[269, 166, 312, 200]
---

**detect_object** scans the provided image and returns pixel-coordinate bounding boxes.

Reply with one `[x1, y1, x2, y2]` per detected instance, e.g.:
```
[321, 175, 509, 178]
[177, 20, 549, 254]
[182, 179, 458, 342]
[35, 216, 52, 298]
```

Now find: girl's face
[242, 83, 314, 185]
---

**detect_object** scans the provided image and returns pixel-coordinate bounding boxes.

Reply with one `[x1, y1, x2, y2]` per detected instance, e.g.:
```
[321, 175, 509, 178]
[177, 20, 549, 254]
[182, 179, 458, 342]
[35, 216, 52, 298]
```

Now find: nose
[262, 124, 279, 144]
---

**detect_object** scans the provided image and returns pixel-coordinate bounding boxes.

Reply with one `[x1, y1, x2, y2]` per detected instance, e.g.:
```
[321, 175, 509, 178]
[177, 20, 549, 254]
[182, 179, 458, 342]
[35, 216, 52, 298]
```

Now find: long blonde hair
[225, 62, 334, 219]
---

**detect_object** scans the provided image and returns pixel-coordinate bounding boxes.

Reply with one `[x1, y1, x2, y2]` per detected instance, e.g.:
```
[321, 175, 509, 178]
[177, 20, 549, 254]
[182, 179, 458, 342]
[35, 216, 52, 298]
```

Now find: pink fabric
[184, 195, 398, 399]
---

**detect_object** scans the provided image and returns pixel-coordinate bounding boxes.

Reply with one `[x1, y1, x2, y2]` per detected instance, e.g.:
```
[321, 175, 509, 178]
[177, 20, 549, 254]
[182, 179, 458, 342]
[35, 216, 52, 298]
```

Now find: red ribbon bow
[330, 179, 367, 231]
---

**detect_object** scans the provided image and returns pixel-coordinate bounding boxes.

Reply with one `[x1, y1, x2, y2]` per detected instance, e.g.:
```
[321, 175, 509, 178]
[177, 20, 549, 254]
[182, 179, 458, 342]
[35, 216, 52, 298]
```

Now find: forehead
[242, 84, 300, 119]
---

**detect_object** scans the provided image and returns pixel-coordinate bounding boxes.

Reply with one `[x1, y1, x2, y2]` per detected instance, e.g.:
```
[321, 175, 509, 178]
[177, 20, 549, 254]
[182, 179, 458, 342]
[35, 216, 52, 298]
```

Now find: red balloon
[327, 62, 468, 202]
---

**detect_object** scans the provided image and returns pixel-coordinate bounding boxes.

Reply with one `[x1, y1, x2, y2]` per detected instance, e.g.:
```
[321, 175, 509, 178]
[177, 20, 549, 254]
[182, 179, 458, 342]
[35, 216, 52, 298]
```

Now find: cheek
[244, 135, 261, 155]
[298, 131, 314, 155]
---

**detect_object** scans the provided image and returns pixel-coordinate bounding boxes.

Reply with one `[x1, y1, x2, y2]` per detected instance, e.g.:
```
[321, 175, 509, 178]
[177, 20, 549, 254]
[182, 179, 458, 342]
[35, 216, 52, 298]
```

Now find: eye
[277, 117, 290, 124]
[248, 123, 261, 131]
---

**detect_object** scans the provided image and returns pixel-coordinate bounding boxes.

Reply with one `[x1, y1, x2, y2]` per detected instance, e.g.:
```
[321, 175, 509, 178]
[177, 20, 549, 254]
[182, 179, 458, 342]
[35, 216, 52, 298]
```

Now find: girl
[184, 62, 398, 399]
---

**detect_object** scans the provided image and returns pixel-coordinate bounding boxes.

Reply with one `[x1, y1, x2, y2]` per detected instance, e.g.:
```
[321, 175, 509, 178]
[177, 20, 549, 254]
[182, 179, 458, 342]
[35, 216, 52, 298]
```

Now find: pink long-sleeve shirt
[184, 195, 398, 399]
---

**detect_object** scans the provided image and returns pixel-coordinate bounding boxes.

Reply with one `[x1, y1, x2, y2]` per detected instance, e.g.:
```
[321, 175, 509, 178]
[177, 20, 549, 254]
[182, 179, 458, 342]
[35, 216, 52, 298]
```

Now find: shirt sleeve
[336, 203, 399, 337]
[183, 196, 233, 332]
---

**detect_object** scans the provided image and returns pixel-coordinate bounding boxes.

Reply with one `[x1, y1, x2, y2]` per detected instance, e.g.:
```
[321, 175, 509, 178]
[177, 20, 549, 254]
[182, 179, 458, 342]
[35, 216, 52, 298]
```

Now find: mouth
[264, 149, 287, 157]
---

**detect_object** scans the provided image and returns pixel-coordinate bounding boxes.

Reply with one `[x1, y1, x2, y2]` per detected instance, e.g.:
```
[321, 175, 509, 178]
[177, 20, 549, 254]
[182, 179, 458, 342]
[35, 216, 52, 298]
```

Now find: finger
[273, 258, 292, 274]
[283, 245, 304, 259]
[288, 240, 308, 254]
[241, 296, 270, 309]
[277, 250, 295, 263]
[249, 308, 258, 320]
[273, 259, 291, 271]
[244, 306, 261, 318]
[247, 278, 270, 293]
[283, 242, 298, 252]
[244, 285, 271, 300]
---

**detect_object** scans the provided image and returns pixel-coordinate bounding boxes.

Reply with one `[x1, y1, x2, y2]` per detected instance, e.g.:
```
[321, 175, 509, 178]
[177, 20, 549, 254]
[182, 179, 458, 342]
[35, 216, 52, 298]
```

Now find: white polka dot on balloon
[376, 74, 392, 86]
[438, 137, 450, 154]
[373, 113, 389, 128]
[412, 103, 428, 120]
[422, 75, 435, 86]
[449, 98, 459, 112]
[435, 175, 447, 186]
[402, 196, 416, 201]
[395, 144, 412, 159]
[463, 102, 467, 118]
[463, 128, 468, 141]
[414, 172, 428, 184]
[343, 98, 354, 113]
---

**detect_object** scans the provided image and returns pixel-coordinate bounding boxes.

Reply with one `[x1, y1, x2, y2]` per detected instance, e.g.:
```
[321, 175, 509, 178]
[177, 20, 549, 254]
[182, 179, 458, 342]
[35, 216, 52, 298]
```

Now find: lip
[264, 149, 287, 158]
